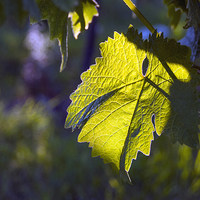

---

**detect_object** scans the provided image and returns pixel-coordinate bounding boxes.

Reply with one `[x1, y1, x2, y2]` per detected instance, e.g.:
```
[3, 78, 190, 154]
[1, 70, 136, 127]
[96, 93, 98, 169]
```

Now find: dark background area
[0, 0, 200, 199]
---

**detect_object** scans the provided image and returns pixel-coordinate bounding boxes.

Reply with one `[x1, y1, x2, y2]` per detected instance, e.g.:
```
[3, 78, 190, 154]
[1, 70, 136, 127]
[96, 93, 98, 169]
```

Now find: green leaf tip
[65, 25, 200, 173]
[69, 0, 99, 39]
[120, 168, 132, 185]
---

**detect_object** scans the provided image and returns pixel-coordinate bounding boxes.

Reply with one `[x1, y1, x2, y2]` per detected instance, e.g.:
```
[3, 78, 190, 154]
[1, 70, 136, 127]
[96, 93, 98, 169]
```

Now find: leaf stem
[123, 0, 156, 34]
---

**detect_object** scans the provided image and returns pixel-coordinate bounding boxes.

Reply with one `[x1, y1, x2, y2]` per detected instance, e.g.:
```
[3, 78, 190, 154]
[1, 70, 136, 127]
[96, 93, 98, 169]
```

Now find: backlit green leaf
[69, 0, 99, 39]
[65, 25, 200, 177]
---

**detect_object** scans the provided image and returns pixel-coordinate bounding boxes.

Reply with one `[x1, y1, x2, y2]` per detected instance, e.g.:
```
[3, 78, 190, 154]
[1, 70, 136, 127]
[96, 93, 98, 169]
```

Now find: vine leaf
[31, 0, 99, 71]
[65, 25, 200, 179]
[69, 0, 99, 39]
[31, 0, 70, 72]
[0, 0, 99, 71]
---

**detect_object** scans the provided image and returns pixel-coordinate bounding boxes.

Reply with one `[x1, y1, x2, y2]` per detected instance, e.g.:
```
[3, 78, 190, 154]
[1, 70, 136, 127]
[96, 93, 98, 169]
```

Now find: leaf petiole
[123, 0, 156, 34]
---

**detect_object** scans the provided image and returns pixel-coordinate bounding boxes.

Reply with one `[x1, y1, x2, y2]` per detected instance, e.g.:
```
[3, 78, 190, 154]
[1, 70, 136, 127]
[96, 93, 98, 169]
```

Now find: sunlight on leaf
[65, 25, 200, 176]
[69, 0, 99, 39]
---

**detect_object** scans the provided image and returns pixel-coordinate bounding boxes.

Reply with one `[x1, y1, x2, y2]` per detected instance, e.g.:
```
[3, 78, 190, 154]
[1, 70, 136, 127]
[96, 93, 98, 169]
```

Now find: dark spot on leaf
[151, 114, 155, 129]
[151, 114, 158, 138]
[142, 56, 149, 76]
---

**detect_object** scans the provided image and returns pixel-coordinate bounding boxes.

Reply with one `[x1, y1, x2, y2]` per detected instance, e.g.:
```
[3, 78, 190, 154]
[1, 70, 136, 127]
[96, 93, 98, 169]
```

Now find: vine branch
[123, 0, 156, 34]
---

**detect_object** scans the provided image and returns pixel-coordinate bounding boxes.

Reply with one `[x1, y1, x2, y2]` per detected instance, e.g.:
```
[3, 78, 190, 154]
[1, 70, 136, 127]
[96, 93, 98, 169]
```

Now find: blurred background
[1, 0, 200, 199]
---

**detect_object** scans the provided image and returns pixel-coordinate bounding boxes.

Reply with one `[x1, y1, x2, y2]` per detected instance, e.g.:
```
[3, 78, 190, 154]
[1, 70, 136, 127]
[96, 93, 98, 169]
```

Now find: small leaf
[69, 0, 99, 39]
[33, 0, 69, 72]
[65, 25, 200, 174]
[0, 0, 99, 71]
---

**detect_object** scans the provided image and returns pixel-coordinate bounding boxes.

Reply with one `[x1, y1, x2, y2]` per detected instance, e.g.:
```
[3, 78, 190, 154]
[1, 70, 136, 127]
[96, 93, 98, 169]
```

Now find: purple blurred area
[0, 20, 81, 127]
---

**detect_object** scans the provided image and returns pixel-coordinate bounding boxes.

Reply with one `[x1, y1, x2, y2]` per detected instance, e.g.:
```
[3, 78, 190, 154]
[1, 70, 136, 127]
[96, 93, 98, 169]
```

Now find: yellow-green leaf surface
[65, 25, 200, 175]
[69, 0, 99, 39]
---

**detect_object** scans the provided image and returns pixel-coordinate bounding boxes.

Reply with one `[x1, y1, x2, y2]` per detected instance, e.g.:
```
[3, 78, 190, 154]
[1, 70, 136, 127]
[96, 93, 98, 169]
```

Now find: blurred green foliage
[1, 99, 200, 199]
